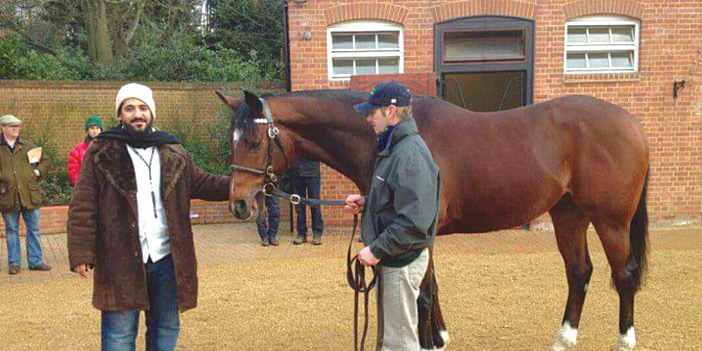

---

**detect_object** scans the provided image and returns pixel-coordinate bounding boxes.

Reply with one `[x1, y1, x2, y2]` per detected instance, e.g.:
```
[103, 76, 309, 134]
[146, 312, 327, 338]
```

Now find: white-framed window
[327, 20, 404, 80]
[564, 15, 640, 74]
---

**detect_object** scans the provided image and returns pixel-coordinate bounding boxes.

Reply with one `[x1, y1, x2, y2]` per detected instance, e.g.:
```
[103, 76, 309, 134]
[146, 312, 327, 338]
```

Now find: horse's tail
[627, 164, 649, 292]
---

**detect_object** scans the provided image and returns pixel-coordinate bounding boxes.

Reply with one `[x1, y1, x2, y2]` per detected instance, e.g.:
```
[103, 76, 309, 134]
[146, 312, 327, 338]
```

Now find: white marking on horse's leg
[616, 327, 636, 351]
[552, 321, 578, 351]
[419, 330, 450, 351]
[440, 330, 450, 346]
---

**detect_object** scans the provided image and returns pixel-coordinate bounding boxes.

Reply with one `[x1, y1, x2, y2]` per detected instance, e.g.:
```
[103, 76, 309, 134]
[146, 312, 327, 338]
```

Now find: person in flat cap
[68, 114, 103, 185]
[0, 114, 51, 275]
[67, 83, 232, 351]
[344, 81, 441, 351]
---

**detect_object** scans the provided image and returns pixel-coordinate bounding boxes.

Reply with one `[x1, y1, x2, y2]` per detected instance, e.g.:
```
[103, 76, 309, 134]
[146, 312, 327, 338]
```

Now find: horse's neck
[284, 107, 374, 193]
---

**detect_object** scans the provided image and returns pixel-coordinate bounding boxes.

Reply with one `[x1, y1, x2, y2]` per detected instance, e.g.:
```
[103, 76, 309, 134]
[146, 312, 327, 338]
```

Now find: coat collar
[378, 115, 419, 157]
[0, 135, 25, 150]
[94, 139, 187, 199]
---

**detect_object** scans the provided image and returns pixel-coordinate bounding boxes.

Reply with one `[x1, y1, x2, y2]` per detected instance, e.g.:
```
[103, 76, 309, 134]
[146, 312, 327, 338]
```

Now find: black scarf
[376, 124, 397, 152]
[98, 124, 180, 148]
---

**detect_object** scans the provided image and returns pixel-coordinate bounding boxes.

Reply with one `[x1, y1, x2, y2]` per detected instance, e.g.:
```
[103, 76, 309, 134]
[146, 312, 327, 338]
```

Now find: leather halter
[228, 97, 348, 207]
[229, 97, 288, 196]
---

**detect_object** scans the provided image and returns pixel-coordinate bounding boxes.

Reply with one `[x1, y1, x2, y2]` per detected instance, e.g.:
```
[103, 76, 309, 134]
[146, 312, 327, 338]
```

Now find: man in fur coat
[67, 83, 231, 351]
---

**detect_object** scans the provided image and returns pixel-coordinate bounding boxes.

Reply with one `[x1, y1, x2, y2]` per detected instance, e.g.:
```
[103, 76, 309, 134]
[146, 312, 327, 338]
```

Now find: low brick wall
[0, 199, 294, 237]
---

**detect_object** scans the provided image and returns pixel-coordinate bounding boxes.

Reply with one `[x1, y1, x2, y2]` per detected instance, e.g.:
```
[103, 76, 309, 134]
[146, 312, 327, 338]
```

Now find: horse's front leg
[417, 247, 449, 350]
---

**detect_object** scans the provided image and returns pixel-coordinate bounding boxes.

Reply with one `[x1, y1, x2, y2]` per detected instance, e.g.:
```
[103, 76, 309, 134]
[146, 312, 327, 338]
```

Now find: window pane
[567, 27, 587, 43]
[588, 28, 610, 43]
[355, 34, 376, 49]
[332, 59, 353, 75]
[356, 59, 376, 75]
[332, 34, 353, 50]
[611, 26, 634, 42]
[378, 58, 399, 74]
[566, 53, 587, 69]
[588, 53, 609, 68]
[444, 30, 524, 62]
[378, 33, 399, 49]
[611, 52, 633, 68]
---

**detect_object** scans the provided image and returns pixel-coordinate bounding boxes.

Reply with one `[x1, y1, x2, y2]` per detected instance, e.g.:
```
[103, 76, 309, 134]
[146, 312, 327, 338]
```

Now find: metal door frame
[434, 16, 535, 105]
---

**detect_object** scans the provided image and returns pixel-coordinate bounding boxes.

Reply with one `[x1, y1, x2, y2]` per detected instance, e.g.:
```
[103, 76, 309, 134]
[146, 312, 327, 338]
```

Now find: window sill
[563, 72, 640, 83]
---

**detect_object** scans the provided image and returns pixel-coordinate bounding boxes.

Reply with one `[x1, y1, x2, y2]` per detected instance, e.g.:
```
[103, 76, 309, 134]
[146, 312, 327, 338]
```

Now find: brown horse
[217, 89, 649, 351]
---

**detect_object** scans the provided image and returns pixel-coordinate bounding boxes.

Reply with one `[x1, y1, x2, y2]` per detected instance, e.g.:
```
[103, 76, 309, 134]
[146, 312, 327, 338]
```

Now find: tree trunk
[83, 0, 113, 63]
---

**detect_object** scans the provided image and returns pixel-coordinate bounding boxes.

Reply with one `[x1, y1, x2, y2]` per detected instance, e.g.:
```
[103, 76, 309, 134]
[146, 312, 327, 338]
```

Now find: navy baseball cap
[353, 81, 412, 115]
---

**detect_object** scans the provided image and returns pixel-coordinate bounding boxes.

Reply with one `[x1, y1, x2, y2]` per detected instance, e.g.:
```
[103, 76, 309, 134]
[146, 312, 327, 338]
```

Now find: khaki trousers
[377, 248, 429, 351]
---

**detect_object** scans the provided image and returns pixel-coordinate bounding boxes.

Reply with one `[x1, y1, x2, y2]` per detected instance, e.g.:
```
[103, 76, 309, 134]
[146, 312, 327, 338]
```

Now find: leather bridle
[228, 97, 289, 198]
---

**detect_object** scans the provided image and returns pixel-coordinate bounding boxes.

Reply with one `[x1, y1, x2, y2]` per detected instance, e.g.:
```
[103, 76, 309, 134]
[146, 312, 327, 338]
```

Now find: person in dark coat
[345, 81, 441, 351]
[67, 83, 231, 351]
[0, 114, 51, 275]
[290, 157, 324, 245]
[256, 195, 280, 246]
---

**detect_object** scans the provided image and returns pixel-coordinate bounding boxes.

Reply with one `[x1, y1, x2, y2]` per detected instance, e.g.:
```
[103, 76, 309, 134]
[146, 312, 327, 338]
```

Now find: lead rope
[346, 214, 378, 351]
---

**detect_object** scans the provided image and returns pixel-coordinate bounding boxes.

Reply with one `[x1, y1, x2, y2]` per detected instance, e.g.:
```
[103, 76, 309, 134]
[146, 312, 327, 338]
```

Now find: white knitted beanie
[115, 83, 156, 119]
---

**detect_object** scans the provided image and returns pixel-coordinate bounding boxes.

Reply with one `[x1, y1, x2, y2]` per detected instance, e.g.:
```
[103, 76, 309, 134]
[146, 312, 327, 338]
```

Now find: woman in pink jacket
[68, 115, 103, 184]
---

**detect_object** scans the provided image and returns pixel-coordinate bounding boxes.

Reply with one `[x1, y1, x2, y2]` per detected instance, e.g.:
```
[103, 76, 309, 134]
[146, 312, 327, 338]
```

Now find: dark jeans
[101, 255, 180, 351]
[291, 176, 323, 237]
[256, 196, 280, 239]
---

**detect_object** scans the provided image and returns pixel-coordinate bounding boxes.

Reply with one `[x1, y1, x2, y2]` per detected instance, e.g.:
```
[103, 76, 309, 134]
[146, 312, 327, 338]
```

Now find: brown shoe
[29, 263, 52, 271]
[293, 236, 306, 245]
[312, 233, 322, 245]
[269, 237, 279, 246]
[8, 265, 20, 275]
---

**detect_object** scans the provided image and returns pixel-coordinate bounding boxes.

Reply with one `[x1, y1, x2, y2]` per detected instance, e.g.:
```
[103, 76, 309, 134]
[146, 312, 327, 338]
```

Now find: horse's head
[217, 90, 294, 220]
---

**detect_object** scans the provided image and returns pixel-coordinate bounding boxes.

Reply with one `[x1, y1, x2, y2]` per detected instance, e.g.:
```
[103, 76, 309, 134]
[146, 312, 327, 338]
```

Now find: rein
[346, 214, 378, 351]
[229, 97, 378, 350]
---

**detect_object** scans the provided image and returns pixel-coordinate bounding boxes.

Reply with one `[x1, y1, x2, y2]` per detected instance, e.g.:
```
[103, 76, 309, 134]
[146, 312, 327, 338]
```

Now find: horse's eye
[249, 139, 262, 150]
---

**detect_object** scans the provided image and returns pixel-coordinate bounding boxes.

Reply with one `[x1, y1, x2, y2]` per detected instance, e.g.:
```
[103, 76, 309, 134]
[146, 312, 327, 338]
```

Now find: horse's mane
[230, 90, 369, 139]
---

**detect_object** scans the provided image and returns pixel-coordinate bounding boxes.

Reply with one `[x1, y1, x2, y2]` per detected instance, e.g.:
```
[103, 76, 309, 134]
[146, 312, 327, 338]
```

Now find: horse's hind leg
[591, 219, 639, 351]
[550, 195, 593, 351]
[417, 248, 448, 351]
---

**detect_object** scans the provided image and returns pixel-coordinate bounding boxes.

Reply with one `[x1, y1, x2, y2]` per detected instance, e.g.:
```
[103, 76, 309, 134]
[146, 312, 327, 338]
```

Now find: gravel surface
[1, 227, 700, 350]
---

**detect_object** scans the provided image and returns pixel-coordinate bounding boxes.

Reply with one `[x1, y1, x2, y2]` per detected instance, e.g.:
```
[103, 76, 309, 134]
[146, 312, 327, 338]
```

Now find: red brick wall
[0, 80, 282, 159]
[0, 80, 284, 234]
[288, 0, 702, 226]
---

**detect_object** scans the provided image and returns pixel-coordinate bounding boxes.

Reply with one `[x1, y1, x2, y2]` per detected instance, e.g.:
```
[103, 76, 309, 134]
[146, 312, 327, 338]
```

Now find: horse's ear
[243, 90, 263, 117]
[215, 91, 240, 108]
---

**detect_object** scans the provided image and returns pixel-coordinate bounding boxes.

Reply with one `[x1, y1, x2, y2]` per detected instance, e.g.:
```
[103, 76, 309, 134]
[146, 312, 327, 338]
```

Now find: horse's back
[410, 94, 648, 233]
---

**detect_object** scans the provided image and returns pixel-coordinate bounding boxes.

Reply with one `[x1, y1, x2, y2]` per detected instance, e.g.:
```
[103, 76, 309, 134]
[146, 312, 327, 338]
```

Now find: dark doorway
[443, 70, 524, 112]
[435, 16, 534, 112]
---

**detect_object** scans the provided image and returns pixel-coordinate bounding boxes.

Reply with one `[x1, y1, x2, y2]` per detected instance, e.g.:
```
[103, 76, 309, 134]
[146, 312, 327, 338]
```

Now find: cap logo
[370, 87, 378, 95]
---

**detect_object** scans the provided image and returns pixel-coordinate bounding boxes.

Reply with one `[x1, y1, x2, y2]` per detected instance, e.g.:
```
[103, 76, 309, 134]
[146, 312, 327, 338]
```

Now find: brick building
[285, 0, 702, 227]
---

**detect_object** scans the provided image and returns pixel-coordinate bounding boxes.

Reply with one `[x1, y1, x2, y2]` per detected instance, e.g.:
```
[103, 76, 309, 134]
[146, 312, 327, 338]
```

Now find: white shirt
[126, 145, 170, 264]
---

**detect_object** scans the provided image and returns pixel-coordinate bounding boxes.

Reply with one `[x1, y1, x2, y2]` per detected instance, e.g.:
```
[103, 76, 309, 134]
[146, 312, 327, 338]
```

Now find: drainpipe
[283, 0, 294, 232]
[283, 0, 292, 93]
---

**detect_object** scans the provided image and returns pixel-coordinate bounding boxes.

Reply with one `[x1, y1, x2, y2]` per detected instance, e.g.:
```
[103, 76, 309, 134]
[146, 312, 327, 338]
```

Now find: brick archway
[562, 0, 646, 20]
[323, 3, 409, 26]
[431, 0, 537, 23]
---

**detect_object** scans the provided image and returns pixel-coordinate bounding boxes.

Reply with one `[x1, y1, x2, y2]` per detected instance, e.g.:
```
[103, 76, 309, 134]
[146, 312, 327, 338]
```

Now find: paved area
[1, 222, 700, 285]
